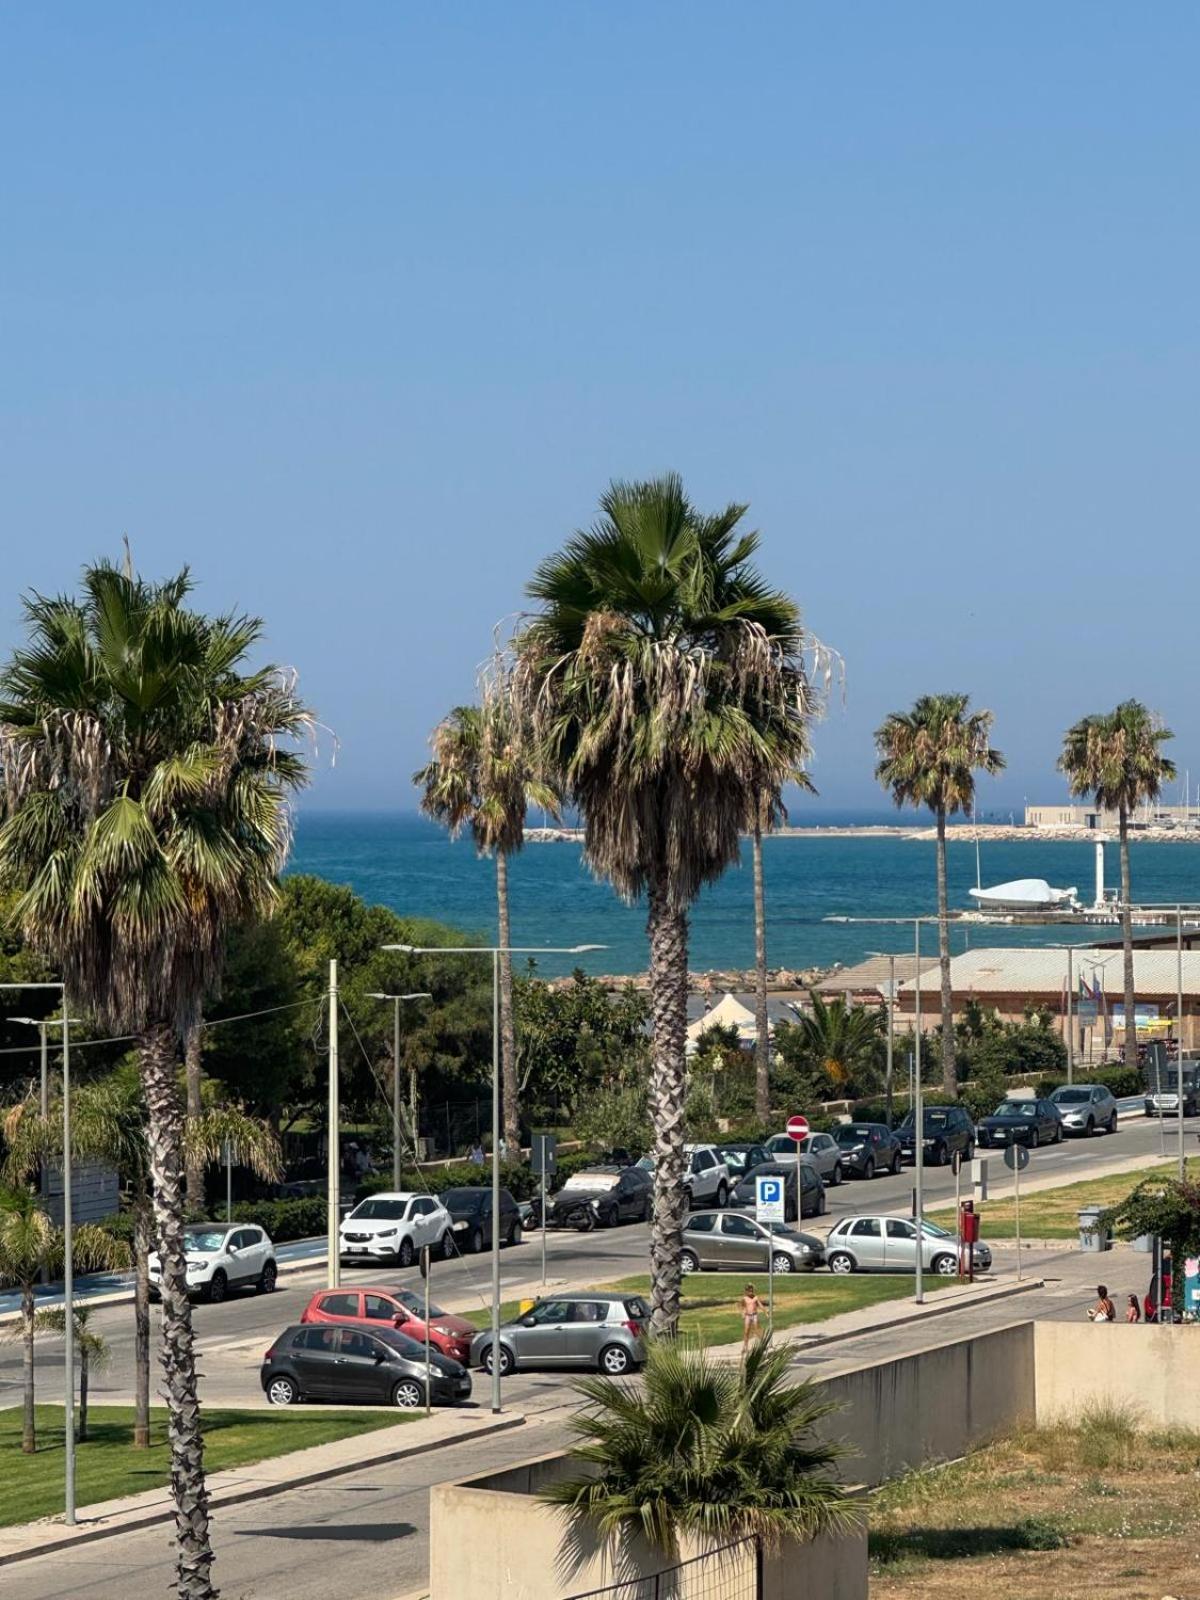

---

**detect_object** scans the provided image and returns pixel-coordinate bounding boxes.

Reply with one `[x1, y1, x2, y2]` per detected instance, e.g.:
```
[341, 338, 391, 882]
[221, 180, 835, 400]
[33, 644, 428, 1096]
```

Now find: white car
[636, 1146, 732, 1208]
[149, 1222, 277, 1304]
[338, 1191, 452, 1268]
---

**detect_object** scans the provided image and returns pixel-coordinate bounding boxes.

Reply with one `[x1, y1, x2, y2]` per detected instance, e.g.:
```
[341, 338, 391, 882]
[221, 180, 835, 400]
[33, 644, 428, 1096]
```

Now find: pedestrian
[1125, 1294, 1141, 1324]
[1086, 1284, 1116, 1323]
[468, 1142, 485, 1167]
[740, 1283, 764, 1352]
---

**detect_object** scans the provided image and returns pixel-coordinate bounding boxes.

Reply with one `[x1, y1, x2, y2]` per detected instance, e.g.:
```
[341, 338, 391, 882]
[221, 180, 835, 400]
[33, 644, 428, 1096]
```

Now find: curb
[0, 1411, 526, 1569]
[785, 1274, 1046, 1355]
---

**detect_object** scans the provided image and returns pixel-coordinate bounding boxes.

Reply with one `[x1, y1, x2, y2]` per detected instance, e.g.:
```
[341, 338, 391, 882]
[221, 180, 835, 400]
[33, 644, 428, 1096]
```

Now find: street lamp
[863, 952, 934, 1130]
[384, 941, 605, 1415]
[366, 993, 432, 1188]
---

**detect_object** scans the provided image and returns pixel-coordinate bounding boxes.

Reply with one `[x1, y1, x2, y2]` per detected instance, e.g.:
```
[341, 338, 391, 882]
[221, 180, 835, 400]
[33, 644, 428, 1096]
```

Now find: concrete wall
[1035, 1322, 1200, 1428]
[815, 1322, 1036, 1486]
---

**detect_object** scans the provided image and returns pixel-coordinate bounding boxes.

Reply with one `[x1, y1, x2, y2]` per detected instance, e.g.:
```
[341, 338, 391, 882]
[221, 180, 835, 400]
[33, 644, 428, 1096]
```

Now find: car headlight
[378, 1227, 398, 1237]
[796, 1244, 812, 1255]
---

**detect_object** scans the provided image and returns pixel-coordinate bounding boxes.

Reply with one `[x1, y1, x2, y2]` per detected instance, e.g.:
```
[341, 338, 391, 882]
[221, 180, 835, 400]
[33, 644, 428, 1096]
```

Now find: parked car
[831, 1122, 903, 1179]
[730, 1158, 826, 1221]
[300, 1283, 475, 1365]
[531, 1165, 652, 1230]
[470, 1291, 650, 1377]
[440, 1186, 523, 1252]
[149, 1222, 276, 1304]
[976, 1096, 1063, 1149]
[764, 1131, 807, 1159]
[824, 1214, 992, 1277]
[897, 1105, 975, 1166]
[261, 1321, 472, 1409]
[714, 1142, 772, 1183]
[1050, 1083, 1120, 1135]
[764, 1130, 845, 1183]
[1143, 1066, 1199, 1120]
[338, 1192, 453, 1267]
[638, 1146, 732, 1208]
[680, 1210, 825, 1274]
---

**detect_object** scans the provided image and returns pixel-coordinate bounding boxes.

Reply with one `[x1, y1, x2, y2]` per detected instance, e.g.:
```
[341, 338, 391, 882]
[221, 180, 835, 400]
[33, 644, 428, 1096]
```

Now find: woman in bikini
[741, 1284, 764, 1351]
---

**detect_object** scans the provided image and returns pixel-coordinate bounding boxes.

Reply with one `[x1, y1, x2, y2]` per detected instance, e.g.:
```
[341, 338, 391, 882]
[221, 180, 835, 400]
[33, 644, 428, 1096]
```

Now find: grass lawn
[928, 1156, 1200, 1239]
[870, 1402, 1200, 1598]
[1, 1405, 405, 1528]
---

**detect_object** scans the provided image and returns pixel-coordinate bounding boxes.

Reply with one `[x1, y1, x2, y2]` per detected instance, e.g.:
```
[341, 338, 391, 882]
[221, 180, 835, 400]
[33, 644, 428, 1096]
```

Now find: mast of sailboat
[973, 802, 981, 892]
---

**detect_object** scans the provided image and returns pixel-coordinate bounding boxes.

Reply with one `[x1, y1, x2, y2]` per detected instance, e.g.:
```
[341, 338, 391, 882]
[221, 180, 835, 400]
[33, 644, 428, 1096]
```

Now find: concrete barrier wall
[1035, 1322, 1200, 1428]
[814, 1322, 1036, 1486]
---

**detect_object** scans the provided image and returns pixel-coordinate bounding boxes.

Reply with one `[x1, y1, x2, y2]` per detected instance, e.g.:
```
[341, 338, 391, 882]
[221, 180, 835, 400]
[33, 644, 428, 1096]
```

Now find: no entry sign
[786, 1115, 810, 1142]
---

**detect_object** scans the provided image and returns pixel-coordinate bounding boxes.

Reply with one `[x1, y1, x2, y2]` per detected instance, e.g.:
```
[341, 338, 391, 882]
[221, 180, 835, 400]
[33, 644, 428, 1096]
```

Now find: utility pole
[392, 998, 402, 1190]
[1067, 946, 1074, 1086]
[327, 959, 340, 1289]
[913, 919, 924, 1306]
[62, 1009, 75, 1525]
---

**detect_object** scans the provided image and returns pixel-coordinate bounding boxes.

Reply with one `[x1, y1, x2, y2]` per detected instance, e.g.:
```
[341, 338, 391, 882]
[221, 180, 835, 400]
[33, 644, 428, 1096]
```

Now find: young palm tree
[543, 1338, 855, 1573]
[875, 694, 1004, 1097]
[0, 562, 308, 1598]
[0, 1186, 127, 1453]
[414, 679, 559, 1153]
[793, 992, 884, 1093]
[34, 1303, 110, 1442]
[514, 475, 817, 1335]
[1059, 701, 1176, 1069]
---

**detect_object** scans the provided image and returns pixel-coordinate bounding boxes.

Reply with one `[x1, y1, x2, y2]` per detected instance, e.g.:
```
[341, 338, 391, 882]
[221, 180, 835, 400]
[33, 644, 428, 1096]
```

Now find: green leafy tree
[542, 1338, 856, 1570]
[1103, 1170, 1200, 1318]
[1059, 701, 1176, 1069]
[875, 694, 1005, 1097]
[514, 474, 818, 1336]
[789, 994, 884, 1094]
[513, 972, 650, 1115]
[0, 562, 308, 1598]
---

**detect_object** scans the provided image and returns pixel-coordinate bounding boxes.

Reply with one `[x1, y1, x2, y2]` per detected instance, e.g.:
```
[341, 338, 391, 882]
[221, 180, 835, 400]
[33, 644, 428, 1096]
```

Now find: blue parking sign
[756, 1174, 785, 1224]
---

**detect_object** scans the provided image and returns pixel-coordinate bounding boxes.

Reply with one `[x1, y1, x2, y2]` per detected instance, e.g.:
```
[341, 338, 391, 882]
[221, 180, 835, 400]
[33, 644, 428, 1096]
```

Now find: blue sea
[289, 811, 1200, 978]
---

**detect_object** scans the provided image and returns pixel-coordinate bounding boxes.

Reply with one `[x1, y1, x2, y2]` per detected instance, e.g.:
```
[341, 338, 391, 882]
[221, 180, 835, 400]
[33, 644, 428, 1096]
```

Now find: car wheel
[266, 1375, 298, 1406]
[1031, 1128, 1040, 1149]
[392, 1379, 424, 1409]
[508, 1221, 523, 1246]
[771, 1252, 795, 1275]
[932, 1253, 959, 1277]
[715, 1182, 728, 1209]
[891, 1153, 903, 1174]
[206, 1270, 227, 1305]
[965, 1140, 975, 1161]
[680, 1249, 700, 1274]
[469, 1228, 484, 1255]
[828, 1251, 855, 1275]
[641, 1198, 651, 1222]
[934, 1143, 948, 1167]
[598, 1343, 633, 1376]
[397, 1237, 416, 1269]
[1107, 1112, 1118, 1134]
[817, 1190, 827, 1216]
[440, 1231, 455, 1260]
[482, 1343, 515, 1377]
[831, 1163, 843, 1187]
[1085, 1116, 1095, 1136]
[576, 1209, 595, 1233]
[1054, 1122, 1064, 1144]
[257, 1261, 277, 1294]
[863, 1157, 875, 1181]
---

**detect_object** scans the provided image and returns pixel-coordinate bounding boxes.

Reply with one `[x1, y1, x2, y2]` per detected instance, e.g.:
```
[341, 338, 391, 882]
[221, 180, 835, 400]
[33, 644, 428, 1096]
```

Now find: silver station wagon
[823, 1214, 992, 1277]
[680, 1210, 825, 1274]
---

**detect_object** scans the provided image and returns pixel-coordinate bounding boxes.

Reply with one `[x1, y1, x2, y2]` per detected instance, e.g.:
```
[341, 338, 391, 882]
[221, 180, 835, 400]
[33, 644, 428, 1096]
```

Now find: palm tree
[1059, 701, 1176, 1069]
[0, 1186, 126, 1453]
[749, 776, 813, 1122]
[875, 694, 1004, 1097]
[542, 1338, 856, 1575]
[34, 1303, 110, 1442]
[414, 678, 559, 1153]
[184, 1021, 205, 1214]
[5, 1064, 281, 1451]
[0, 562, 308, 1598]
[793, 992, 884, 1093]
[514, 475, 817, 1335]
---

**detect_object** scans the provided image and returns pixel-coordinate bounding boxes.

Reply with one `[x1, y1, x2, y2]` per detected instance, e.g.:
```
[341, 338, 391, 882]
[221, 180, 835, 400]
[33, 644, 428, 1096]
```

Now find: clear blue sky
[3, 5, 1197, 813]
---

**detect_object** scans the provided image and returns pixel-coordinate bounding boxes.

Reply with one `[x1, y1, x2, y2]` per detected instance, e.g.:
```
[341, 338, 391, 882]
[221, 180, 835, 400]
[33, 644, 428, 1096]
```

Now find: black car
[729, 1158, 826, 1221]
[714, 1142, 772, 1182]
[532, 1165, 653, 1230]
[440, 1186, 523, 1252]
[831, 1122, 903, 1178]
[976, 1097, 1063, 1149]
[897, 1105, 975, 1167]
[261, 1322, 472, 1409]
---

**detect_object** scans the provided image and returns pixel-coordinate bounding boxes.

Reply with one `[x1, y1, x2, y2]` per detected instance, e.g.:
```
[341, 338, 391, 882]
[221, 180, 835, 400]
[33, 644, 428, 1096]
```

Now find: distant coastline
[525, 823, 1200, 845]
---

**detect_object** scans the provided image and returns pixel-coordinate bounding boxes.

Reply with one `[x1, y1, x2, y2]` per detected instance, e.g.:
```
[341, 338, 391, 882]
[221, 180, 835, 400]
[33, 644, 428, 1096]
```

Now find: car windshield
[834, 1127, 872, 1146]
[901, 1112, 950, 1132]
[766, 1222, 801, 1237]
[720, 1149, 750, 1173]
[440, 1190, 482, 1209]
[183, 1229, 231, 1253]
[994, 1102, 1038, 1118]
[393, 1289, 446, 1317]
[561, 1173, 619, 1191]
[1053, 1089, 1090, 1104]
[635, 1156, 654, 1171]
[920, 1220, 953, 1239]
[350, 1199, 409, 1220]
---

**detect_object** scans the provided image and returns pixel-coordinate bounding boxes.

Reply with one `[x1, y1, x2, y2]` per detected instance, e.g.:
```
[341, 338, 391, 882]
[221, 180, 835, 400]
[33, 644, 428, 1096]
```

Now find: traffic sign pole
[1014, 1153, 1022, 1280]
[756, 1173, 786, 1334]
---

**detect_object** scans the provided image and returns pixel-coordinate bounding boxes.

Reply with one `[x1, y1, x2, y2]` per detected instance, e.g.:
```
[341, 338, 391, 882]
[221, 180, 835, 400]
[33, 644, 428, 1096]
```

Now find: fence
[564, 1538, 758, 1600]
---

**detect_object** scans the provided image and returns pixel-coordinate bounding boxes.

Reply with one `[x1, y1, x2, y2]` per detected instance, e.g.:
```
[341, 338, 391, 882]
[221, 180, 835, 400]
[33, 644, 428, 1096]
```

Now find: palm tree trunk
[21, 1282, 35, 1454]
[646, 874, 690, 1339]
[139, 1023, 215, 1600]
[133, 1197, 153, 1449]
[752, 812, 770, 1123]
[1119, 807, 1136, 1070]
[496, 852, 520, 1155]
[184, 1023, 204, 1215]
[936, 807, 956, 1098]
[79, 1344, 89, 1444]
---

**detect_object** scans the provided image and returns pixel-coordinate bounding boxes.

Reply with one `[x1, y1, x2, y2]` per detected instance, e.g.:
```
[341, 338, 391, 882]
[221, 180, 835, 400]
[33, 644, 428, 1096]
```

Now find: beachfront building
[1026, 802, 1200, 830]
[895, 946, 1200, 1054]
[815, 954, 923, 1006]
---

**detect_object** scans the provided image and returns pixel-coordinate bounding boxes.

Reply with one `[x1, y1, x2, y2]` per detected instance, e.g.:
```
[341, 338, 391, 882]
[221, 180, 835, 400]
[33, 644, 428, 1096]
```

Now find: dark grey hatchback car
[262, 1322, 472, 1409]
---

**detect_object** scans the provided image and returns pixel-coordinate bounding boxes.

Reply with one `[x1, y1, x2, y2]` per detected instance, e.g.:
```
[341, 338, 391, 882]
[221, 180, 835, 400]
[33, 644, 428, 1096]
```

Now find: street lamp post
[366, 993, 432, 1188]
[384, 942, 604, 1416]
[864, 953, 897, 1128]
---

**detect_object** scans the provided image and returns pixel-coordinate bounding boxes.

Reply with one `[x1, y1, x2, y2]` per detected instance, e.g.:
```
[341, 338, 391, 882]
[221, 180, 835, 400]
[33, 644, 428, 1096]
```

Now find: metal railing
[563, 1537, 759, 1599]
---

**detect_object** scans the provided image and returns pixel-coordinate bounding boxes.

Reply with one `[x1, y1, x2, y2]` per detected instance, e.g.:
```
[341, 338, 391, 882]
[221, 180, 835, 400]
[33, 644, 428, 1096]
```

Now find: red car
[300, 1284, 475, 1365]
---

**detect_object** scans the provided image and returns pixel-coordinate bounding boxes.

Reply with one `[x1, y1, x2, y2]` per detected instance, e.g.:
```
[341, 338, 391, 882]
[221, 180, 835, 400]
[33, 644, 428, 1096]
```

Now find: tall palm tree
[875, 694, 1004, 1097]
[542, 1338, 855, 1573]
[34, 1303, 110, 1442]
[0, 562, 308, 1598]
[514, 475, 817, 1335]
[184, 1021, 205, 1214]
[1059, 701, 1175, 1069]
[793, 992, 884, 1093]
[414, 679, 559, 1153]
[0, 1186, 126, 1453]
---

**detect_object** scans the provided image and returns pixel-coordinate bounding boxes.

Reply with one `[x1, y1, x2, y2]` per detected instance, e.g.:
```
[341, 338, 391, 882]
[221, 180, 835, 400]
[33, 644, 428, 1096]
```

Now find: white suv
[338, 1191, 452, 1268]
[683, 1145, 731, 1209]
[149, 1222, 277, 1305]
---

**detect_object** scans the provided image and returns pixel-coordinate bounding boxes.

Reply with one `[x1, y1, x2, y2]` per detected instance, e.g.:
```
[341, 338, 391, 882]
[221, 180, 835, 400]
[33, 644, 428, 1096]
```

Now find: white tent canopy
[686, 991, 758, 1054]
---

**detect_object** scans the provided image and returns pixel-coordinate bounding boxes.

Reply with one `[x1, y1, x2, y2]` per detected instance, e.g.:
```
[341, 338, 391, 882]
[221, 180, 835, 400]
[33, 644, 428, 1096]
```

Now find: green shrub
[232, 1196, 327, 1241]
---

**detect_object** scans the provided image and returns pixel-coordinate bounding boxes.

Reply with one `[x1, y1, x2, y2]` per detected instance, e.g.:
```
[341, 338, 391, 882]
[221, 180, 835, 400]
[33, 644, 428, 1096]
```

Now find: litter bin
[1078, 1206, 1112, 1252]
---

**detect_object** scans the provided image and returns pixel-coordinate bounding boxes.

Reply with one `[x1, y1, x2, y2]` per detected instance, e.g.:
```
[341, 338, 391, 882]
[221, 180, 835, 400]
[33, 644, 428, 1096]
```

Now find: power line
[0, 996, 324, 1059]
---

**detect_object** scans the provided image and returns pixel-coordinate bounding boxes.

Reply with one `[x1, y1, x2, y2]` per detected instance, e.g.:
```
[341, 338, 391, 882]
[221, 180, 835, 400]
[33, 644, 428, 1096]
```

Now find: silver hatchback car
[470, 1291, 649, 1377]
[680, 1210, 825, 1274]
[824, 1214, 992, 1277]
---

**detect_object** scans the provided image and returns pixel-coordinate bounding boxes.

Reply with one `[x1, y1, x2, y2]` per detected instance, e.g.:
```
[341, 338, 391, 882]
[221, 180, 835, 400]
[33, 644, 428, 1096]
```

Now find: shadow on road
[233, 1522, 417, 1543]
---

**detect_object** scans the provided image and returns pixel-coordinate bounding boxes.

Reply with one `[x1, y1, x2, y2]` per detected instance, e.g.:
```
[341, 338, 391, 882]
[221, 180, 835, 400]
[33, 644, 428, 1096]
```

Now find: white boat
[968, 878, 1077, 911]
